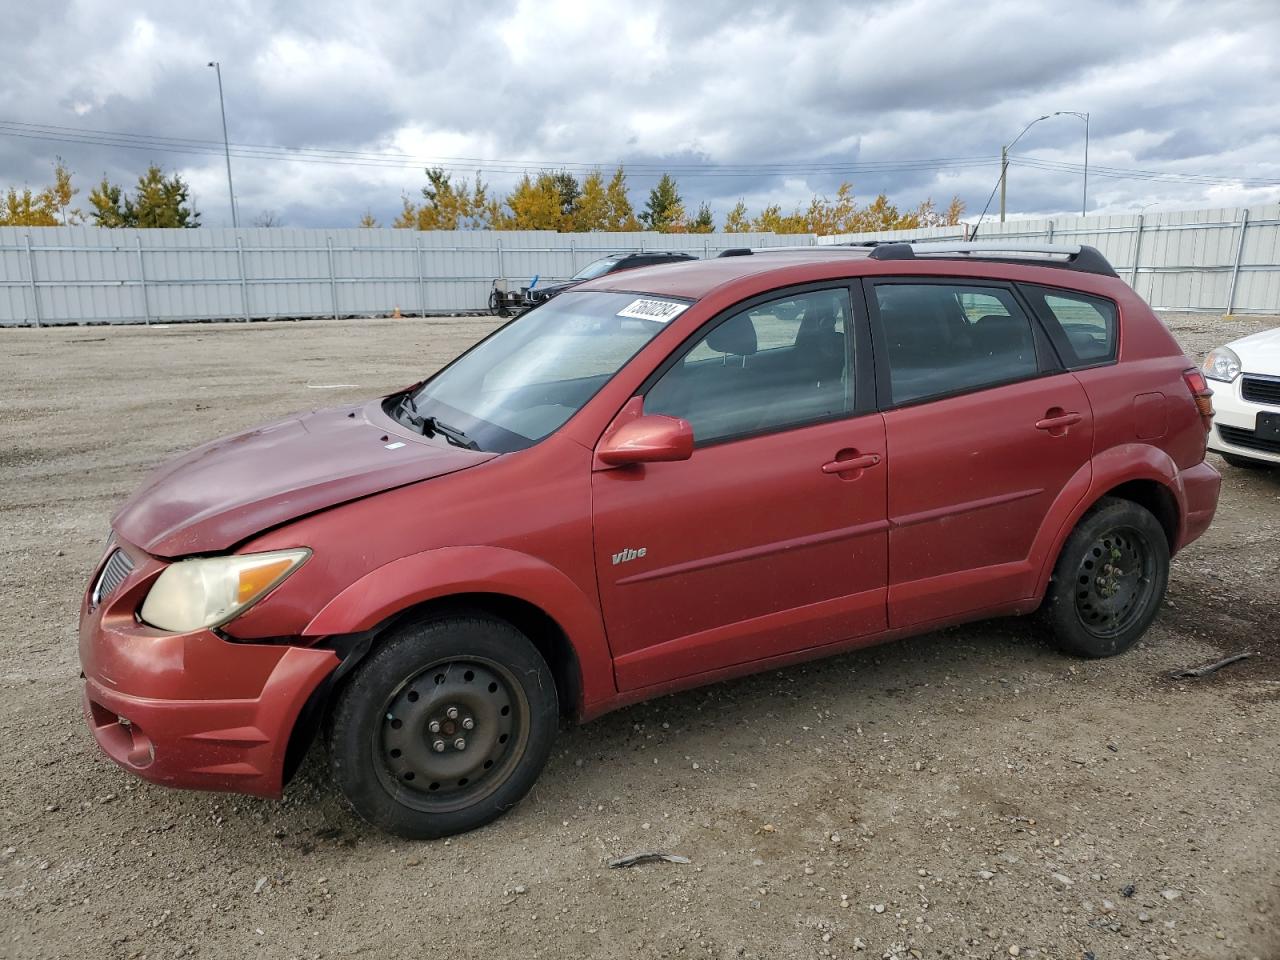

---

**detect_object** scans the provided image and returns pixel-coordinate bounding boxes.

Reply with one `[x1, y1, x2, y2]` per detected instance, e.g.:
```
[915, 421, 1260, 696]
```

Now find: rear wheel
[1221, 452, 1272, 470]
[328, 615, 558, 839]
[1043, 497, 1170, 658]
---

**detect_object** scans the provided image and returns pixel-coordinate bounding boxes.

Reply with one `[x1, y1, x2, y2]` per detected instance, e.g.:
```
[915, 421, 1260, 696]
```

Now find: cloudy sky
[2, 0, 1278, 229]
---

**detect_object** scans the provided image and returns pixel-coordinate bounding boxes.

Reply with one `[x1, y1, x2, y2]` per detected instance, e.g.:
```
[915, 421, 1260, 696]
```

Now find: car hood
[1231, 325, 1280, 372]
[113, 401, 496, 558]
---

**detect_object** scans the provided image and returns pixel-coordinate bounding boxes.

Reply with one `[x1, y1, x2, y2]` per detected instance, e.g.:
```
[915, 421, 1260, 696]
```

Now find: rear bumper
[79, 546, 339, 798]
[1176, 459, 1221, 551]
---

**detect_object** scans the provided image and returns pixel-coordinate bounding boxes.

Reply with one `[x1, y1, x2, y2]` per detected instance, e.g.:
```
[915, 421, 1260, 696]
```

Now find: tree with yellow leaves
[603, 166, 640, 231]
[0, 159, 82, 226]
[723, 200, 750, 233]
[394, 168, 494, 230]
[571, 170, 610, 231]
[501, 172, 567, 230]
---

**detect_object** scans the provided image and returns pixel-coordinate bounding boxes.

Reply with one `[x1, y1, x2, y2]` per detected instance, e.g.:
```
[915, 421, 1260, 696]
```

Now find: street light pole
[1052, 111, 1090, 217]
[207, 61, 238, 228]
[999, 115, 1049, 222]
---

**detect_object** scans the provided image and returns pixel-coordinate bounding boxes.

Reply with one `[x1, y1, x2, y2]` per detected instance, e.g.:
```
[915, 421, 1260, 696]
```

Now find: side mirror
[597, 414, 694, 466]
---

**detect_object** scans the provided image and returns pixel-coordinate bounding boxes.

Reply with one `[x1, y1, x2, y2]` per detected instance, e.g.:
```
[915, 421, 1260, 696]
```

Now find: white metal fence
[818, 202, 1280, 315]
[2, 202, 1278, 326]
[0, 228, 812, 326]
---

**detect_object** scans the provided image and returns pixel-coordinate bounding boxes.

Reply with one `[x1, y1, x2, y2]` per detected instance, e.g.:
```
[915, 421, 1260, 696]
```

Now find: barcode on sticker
[617, 298, 688, 323]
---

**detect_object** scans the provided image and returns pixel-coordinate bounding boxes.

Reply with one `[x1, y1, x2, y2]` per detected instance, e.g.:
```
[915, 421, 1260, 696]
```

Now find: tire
[327, 615, 558, 839]
[1221, 452, 1271, 470]
[1042, 497, 1170, 658]
[488, 288, 509, 318]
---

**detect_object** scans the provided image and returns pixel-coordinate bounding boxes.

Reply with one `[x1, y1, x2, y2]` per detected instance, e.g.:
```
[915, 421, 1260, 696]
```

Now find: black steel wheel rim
[1072, 525, 1156, 639]
[373, 657, 530, 814]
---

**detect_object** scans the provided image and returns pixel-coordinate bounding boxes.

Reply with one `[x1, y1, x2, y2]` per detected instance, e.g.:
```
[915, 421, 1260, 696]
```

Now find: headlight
[139, 548, 310, 632]
[1202, 346, 1242, 382]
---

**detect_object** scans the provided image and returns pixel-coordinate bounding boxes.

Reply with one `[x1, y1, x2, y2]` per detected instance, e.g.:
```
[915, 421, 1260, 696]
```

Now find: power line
[4, 117, 1277, 190]
[1011, 154, 1280, 188]
[0, 118, 994, 177]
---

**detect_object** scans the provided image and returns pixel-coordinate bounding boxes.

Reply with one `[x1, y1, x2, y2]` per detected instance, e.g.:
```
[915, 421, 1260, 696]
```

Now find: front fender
[1031, 443, 1183, 598]
[302, 545, 615, 711]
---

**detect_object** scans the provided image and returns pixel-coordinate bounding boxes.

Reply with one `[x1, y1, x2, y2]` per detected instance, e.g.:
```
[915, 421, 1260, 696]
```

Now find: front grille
[91, 549, 134, 606]
[1241, 375, 1280, 406]
[1219, 424, 1280, 455]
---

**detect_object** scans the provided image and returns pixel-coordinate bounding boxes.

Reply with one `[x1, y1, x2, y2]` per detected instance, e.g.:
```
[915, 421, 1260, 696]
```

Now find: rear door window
[1020, 286, 1118, 367]
[871, 283, 1040, 405]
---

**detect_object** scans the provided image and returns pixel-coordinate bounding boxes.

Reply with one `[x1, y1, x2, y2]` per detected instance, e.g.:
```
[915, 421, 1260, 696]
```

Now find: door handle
[1035, 411, 1082, 432]
[821, 452, 881, 474]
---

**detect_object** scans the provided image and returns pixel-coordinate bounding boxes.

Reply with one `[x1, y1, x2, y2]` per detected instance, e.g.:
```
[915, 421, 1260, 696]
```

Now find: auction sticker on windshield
[617, 298, 689, 323]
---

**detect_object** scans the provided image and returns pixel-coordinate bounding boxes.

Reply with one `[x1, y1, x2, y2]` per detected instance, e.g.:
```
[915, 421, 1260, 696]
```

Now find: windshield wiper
[422, 415, 479, 450]
[395, 393, 480, 450]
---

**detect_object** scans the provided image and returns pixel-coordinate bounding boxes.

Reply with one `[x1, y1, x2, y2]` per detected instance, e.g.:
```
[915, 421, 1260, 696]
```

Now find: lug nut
[428, 720, 441, 734]
[454, 738, 467, 751]
[461, 717, 474, 730]
[445, 706, 459, 720]
[432, 740, 445, 753]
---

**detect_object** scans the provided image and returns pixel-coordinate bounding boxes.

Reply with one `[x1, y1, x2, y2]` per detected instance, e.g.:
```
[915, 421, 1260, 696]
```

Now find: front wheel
[1042, 497, 1170, 658]
[327, 615, 558, 839]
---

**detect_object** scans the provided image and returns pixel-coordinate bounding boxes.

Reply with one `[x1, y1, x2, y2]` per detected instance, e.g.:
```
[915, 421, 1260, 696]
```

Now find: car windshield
[571, 257, 621, 281]
[408, 290, 686, 452]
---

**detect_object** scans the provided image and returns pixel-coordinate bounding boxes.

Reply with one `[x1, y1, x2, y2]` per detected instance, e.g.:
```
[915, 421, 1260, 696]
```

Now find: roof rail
[867, 241, 1118, 278]
[716, 245, 867, 258]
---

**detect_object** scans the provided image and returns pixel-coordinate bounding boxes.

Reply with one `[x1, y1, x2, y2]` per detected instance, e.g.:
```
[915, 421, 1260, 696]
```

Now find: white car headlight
[1202, 346, 1242, 382]
[140, 549, 310, 633]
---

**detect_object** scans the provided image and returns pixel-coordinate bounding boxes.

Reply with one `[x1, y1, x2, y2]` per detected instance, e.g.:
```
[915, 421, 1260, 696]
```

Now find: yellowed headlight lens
[140, 548, 310, 632]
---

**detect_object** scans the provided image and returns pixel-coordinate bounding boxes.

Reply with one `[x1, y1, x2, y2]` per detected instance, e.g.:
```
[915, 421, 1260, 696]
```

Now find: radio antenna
[968, 163, 1005, 244]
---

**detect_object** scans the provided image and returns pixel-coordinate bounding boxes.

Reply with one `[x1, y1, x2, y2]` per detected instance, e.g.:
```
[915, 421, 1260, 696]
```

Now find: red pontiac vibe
[80, 242, 1221, 838]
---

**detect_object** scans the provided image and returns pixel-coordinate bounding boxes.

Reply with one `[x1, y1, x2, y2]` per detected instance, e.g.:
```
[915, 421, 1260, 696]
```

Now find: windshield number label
[617, 298, 688, 323]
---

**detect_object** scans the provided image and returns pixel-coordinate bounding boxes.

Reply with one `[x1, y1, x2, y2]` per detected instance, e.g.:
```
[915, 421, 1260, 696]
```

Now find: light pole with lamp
[999, 115, 1049, 222]
[1052, 110, 1090, 216]
[207, 61, 238, 228]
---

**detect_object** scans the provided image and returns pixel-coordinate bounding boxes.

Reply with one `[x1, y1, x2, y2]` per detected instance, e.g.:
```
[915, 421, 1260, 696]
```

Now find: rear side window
[872, 283, 1039, 405]
[1021, 285, 1117, 367]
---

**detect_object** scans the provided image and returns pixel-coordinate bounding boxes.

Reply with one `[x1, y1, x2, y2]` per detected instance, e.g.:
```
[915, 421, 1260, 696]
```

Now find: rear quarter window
[1021, 285, 1118, 367]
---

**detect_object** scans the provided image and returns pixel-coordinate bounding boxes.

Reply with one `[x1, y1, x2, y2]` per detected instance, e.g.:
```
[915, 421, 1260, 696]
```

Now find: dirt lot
[1, 312, 1277, 960]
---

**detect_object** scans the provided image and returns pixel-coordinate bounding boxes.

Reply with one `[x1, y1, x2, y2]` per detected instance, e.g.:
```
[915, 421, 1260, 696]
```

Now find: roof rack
[716, 245, 867, 258]
[867, 241, 1118, 278]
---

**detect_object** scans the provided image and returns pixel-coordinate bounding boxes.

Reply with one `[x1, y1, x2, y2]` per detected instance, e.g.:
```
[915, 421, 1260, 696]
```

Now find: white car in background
[1203, 327, 1280, 468]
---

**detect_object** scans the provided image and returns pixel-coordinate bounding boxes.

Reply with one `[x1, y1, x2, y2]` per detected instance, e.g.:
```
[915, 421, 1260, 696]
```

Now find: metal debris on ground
[1168, 652, 1254, 679]
[607, 852, 692, 868]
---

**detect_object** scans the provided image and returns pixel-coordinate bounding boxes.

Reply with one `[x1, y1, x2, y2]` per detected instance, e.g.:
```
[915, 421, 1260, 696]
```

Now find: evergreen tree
[640, 174, 685, 232]
[690, 202, 715, 233]
[89, 165, 199, 228]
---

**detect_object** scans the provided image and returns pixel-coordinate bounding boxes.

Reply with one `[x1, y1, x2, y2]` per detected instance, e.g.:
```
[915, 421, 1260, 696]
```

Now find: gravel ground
[1, 312, 1277, 960]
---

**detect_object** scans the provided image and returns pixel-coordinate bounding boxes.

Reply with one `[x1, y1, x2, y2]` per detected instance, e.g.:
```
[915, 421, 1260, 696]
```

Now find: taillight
[1183, 368, 1214, 430]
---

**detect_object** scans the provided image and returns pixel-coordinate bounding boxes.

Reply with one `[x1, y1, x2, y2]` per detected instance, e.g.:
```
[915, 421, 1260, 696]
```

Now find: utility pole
[207, 61, 238, 228]
[999, 145, 1008, 222]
